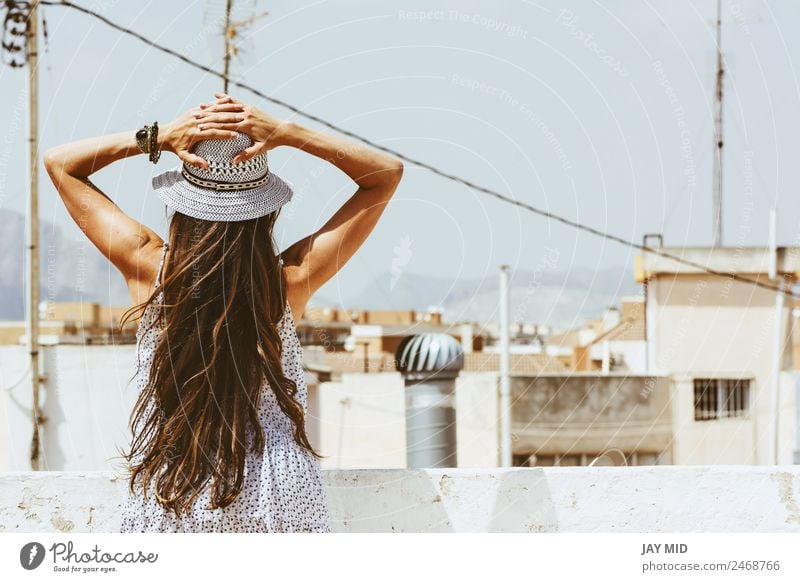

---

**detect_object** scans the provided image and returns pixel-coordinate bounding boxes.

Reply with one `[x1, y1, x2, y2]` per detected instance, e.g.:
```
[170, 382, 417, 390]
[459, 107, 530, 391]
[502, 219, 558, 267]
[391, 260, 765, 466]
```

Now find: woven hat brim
[152, 166, 294, 222]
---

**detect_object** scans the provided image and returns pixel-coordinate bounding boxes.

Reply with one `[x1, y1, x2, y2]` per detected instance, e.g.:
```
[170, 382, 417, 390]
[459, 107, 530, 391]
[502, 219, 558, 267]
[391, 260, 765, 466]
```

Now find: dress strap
[155, 242, 169, 289]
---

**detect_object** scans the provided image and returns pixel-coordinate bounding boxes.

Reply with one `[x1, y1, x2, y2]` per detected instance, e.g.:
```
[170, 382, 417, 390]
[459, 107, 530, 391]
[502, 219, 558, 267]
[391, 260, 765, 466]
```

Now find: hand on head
[196, 93, 288, 164]
[162, 93, 287, 168]
[160, 103, 238, 168]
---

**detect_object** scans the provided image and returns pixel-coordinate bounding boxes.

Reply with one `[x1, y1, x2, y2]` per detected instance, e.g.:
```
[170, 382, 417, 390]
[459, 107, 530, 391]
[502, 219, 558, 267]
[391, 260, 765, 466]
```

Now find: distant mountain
[0, 209, 129, 319]
[316, 265, 641, 329]
[1, 208, 639, 329]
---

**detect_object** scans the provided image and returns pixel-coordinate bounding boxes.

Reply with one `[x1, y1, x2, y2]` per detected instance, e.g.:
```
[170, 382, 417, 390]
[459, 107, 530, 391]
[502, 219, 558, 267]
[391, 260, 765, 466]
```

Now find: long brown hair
[119, 209, 322, 516]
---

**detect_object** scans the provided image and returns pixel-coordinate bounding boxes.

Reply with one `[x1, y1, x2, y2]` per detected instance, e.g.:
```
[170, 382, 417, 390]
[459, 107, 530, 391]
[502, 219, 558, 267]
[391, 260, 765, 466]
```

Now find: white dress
[119, 242, 332, 532]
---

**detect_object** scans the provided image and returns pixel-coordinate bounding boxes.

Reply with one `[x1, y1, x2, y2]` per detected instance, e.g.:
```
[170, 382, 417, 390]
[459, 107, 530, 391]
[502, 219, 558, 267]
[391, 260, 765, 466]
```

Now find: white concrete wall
[455, 372, 499, 467]
[0, 345, 28, 470]
[2, 467, 800, 533]
[0, 345, 139, 472]
[316, 373, 407, 469]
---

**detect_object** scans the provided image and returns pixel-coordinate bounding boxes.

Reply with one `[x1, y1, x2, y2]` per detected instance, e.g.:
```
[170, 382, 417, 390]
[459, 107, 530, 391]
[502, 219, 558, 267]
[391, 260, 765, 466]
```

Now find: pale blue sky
[1, 0, 799, 306]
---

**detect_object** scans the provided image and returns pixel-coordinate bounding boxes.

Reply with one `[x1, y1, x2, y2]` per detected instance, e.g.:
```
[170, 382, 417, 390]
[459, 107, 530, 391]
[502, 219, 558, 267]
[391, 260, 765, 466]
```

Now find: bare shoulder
[126, 236, 167, 306]
[281, 244, 310, 321]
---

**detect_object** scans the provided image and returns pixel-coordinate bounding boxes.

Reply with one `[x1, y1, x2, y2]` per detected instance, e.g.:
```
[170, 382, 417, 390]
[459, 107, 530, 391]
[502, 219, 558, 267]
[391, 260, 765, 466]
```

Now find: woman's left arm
[43, 107, 239, 284]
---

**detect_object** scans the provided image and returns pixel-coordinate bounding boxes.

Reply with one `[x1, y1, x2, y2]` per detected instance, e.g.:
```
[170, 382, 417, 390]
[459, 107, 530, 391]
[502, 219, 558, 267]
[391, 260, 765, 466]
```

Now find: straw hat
[152, 131, 293, 222]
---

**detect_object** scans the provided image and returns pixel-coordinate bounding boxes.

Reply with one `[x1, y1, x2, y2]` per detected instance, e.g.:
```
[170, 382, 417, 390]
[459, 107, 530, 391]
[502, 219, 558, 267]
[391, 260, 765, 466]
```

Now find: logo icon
[20, 542, 45, 570]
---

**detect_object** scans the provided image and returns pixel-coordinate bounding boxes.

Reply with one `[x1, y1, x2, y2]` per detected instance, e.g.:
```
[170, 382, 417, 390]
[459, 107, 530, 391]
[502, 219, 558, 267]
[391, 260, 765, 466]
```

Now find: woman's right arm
[197, 94, 404, 320]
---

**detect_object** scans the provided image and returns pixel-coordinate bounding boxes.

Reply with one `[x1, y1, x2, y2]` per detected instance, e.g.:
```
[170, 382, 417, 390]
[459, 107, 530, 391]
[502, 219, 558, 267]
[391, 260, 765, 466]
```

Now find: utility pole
[712, 0, 724, 247]
[26, 0, 42, 470]
[498, 265, 512, 467]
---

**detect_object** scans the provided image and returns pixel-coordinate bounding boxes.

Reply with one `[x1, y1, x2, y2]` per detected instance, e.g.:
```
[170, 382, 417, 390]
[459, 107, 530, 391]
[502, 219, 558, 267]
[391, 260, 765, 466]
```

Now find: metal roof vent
[395, 333, 464, 381]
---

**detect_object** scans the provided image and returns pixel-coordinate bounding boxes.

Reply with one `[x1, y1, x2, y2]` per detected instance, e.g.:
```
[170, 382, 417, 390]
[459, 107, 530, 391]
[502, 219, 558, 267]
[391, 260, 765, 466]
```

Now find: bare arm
[197, 93, 404, 320]
[43, 108, 239, 286]
[278, 123, 404, 319]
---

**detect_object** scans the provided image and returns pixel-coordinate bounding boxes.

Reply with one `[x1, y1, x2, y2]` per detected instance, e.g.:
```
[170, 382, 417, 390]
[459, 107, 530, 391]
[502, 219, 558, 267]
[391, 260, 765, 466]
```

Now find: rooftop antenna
[222, 0, 233, 92]
[712, 0, 724, 247]
[213, 0, 268, 92]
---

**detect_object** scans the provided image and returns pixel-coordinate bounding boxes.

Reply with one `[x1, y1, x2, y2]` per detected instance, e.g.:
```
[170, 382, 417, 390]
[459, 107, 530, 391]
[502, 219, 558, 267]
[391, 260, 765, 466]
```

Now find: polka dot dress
[119, 242, 332, 533]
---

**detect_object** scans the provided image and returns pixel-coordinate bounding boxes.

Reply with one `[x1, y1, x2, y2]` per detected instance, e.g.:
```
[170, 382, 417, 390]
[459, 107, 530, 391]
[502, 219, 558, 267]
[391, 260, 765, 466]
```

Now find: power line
[32, 0, 800, 299]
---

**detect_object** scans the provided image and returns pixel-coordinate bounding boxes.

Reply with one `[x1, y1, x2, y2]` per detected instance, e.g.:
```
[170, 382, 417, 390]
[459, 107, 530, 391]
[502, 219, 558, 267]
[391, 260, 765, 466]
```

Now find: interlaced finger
[195, 103, 245, 116]
[196, 112, 245, 127]
[197, 121, 244, 132]
[195, 129, 238, 140]
[213, 92, 243, 105]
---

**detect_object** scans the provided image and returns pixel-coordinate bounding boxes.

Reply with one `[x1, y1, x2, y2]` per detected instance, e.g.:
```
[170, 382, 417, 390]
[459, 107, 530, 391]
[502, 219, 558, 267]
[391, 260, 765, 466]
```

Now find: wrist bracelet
[135, 121, 161, 164]
[148, 121, 161, 164]
[135, 125, 150, 154]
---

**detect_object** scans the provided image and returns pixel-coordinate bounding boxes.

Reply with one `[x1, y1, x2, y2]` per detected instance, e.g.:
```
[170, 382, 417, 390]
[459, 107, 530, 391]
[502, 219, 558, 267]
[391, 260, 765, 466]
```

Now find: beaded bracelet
[148, 122, 161, 164]
[135, 122, 161, 164]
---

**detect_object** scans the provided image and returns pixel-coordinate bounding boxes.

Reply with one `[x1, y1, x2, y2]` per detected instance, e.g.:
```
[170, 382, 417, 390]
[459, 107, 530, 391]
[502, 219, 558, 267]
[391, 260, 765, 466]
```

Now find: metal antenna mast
[712, 0, 724, 247]
[222, 0, 233, 92]
[217, 0, 268, 93]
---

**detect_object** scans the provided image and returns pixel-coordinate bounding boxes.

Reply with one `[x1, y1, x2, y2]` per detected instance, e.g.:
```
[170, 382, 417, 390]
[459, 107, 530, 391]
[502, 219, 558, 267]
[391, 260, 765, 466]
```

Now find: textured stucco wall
[511, 374, 673, 456]
[2, 467, 800, 533]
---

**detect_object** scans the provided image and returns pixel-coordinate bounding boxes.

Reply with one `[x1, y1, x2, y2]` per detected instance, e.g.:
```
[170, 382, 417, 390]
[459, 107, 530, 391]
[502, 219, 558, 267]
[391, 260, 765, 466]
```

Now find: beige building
[635, 246, 800, 465]
[545, 298, 647, 372]
[511, 374, 672, 466]
[587, 297, 647, 373]
[0, 300, 138, 345]
[508, 370, 799, 467]
[485, 246, 800, 468]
